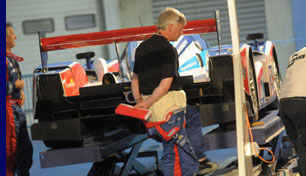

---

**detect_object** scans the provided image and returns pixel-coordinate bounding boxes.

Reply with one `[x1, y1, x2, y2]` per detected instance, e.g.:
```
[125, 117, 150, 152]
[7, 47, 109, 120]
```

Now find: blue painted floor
[29, 125, 237, 176]
[30, 140, 92, 176]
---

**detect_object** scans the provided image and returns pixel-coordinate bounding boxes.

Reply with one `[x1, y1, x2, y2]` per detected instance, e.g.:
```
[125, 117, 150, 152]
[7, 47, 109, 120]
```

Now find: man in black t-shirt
[132, 7, 217, 175]
[133, 34, 181, 96]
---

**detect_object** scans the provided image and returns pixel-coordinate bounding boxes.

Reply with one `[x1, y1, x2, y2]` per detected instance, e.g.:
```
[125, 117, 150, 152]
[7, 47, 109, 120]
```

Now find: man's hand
[136, 77, 172, 109]
[20, 90, 26, 106]
[134, 100, 150, 109]
[136, 97, 143, 104]
[15, 79, 24, 89]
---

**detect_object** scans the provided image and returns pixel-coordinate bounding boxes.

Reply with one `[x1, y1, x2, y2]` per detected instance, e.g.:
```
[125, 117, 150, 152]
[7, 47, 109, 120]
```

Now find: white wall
[264, 0, 296, 77]
[6, 0, 105, 75]
[102, 0, 153, 59]
[118, 0, 154, 28]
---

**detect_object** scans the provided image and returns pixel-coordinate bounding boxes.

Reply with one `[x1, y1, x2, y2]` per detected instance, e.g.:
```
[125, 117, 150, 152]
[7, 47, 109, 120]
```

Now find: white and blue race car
[108, 33, 281, 125]
[31, 18, 281, 148]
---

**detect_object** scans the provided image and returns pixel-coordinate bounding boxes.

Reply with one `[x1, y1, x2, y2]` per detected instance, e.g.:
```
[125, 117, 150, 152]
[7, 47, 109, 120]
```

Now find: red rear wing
[40, 19, 216, 52]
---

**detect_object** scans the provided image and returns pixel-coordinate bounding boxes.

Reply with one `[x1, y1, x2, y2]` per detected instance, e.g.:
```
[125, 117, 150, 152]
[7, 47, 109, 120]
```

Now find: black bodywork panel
[31, 56, 239, 148]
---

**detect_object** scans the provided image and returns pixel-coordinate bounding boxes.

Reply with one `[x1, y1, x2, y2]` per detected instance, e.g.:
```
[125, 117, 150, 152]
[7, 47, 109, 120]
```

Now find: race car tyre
[271, 48, 282, 97]
[267, 49, 282, 110]
[246, 56, 259, 122]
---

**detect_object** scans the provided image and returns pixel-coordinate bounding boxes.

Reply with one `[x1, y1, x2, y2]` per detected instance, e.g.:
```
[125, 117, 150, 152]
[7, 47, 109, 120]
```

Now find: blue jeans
[185, 105, 206, 160]
[148, 109, 199, 176]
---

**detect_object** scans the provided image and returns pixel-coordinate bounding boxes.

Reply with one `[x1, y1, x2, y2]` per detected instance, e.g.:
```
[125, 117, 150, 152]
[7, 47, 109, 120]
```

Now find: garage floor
[29, 125, 237, 176]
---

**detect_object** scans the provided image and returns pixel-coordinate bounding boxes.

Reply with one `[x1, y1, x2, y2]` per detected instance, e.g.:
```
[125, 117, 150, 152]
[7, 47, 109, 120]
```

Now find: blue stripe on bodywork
[179, 56, 200, 73]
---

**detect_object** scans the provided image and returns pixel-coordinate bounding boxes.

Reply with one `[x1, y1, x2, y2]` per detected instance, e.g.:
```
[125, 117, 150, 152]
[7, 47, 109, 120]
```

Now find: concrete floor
[29, 125, 239, 176]
[29, 123, 299, 176]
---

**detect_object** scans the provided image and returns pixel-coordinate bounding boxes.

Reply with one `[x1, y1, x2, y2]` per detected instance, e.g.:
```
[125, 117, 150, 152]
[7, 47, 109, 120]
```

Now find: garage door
[152, 0, 268, 47]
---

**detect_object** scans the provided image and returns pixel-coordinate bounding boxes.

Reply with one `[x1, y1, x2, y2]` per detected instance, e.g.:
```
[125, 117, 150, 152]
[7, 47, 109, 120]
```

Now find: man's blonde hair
[157, 7, 186, 30]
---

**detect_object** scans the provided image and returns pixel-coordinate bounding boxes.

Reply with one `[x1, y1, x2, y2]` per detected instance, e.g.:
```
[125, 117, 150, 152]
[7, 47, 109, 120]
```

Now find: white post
[227, 0, 253, 175]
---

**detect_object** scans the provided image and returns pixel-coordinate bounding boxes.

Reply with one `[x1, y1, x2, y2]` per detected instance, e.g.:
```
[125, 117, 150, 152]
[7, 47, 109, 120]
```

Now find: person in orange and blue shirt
[6, 22, 33, 176]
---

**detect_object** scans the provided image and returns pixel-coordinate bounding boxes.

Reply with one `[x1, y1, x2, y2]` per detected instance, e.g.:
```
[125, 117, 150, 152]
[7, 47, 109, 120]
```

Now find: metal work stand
[39, 134, 160, 176]
[202, 110, 299, 175]
[203, 110, 284, 150]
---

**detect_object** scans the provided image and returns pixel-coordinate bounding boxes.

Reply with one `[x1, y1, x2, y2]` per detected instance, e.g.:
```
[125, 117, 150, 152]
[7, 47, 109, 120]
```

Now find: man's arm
[15, 79, 24, 89]
[134, 77, 173, 109]
[6, 75, 24, 95]
[131, 73, 143, 104]
[20, 89, 26, 106]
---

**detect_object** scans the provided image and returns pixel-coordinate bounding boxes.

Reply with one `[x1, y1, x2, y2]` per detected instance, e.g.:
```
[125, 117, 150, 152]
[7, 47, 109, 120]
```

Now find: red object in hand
[115, 103, 152, 120]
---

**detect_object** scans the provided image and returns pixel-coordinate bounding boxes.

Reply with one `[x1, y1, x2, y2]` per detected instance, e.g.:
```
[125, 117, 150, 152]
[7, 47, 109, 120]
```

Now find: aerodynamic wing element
[40, 19, 216, 52]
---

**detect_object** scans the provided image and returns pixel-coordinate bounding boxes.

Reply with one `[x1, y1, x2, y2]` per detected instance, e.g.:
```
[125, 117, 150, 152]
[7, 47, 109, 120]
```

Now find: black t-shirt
[133, 34, 182, 95]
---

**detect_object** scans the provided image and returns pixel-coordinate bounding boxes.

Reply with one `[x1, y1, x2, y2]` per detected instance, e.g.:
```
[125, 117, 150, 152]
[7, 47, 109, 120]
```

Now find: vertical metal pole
[38, 31, 48, 73]
[227, 0, 253, 175]
[114, 43, 125, 82]
[214, 10, 222, 54]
